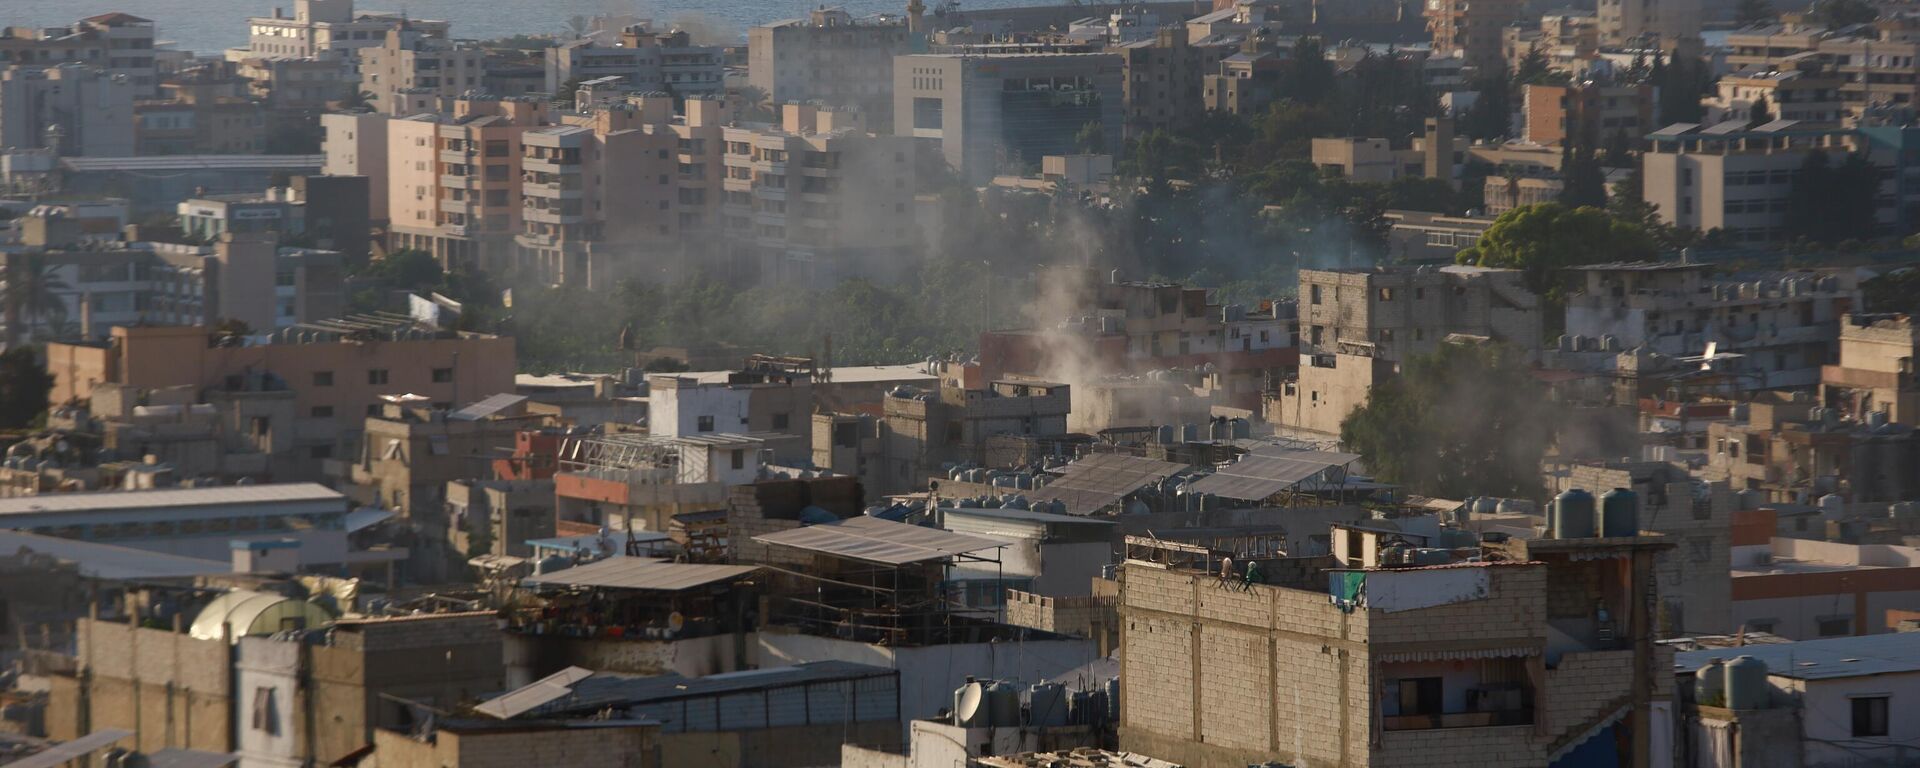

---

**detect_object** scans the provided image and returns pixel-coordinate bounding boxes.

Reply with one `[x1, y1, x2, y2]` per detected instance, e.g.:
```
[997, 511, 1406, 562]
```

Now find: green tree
[1785, 150, 1882, 244]
[1558, 146, 1609, 208]
[1456, 203, 1659, 302]
[1074, 120, 1108, 155]
[1748, 95, 1772, 127]
[1341, 343, 1557, 499]
[0, 347, 52, 427]
[1863, 268, 1920, 314]
[1461, 68, 1512, 140]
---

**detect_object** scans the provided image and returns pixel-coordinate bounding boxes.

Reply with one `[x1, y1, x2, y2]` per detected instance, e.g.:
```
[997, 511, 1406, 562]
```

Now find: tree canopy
[1785, 150, 1882, 244]
[1341, 343, 1556, 499]
[0, 348, 53, 429]
[1456, 203, 1660, 300]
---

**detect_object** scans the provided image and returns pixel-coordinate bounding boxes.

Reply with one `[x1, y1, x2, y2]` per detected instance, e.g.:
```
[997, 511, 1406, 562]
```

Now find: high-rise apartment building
[1425, 0, 1525, 72]
[1642, 122, 1905, 243]
[544, 25, 724, 98]
[0, 13, 158, 96]
[387, 97, 549, 271]
[0, 64, 136, 157]
[1118, 28, 1236, 140]
[748, 8, 912, 133]
[894, 52, 1124, 183]
[1597, 0, 1702, 47]
[239, 0, 449, 60]
[358, 26, 486, 116]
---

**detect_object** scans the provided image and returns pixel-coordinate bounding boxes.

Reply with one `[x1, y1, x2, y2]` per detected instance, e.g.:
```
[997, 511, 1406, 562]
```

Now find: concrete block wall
[1369, 566, 1546, 645]
[1119, 564, 1372, 768]
[1566, 464, 1733, 634]
[1543, 650, 1635, 736]
[65, 618, 233, 753]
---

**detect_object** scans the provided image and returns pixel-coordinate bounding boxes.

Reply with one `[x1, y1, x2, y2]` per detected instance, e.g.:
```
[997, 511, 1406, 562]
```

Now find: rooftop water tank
[1551, 489, 1597, 539]
[1028, 682, 1068, 727]
[1696, 658, 1727, 708]
[1599, 487, 1638, 537]
[1726, 655, 1769, 710]
[985, 681, 1021, 727]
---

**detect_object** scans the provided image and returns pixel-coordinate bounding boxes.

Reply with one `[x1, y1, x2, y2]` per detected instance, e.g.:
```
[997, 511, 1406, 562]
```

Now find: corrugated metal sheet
[472, 667, 595, 719]
[521, 557, 758, 592]
[1187, 449, 1360, 501]
[0, 483, 343, 517]
[1675, 633, 1920, 680]
[4, 730, 133, 768]
[1026, 454, 1188, 515]
[752, 515, 1007, 565]
[0, 530, 228, 580]
[448, 394, 528, 421]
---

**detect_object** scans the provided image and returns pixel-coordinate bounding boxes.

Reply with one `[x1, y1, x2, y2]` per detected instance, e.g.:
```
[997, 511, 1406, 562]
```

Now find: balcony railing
[1382, 709, 1532, 731]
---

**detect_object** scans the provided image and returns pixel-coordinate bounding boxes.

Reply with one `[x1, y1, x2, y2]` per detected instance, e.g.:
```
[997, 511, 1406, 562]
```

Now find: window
[1378, 288, 1394, 302]
[368, 369, 389, 385]
[252, 687, 279, 734]
[1310, 285, 1322, 304]
[731, 449, 745, 470]
[251, 417, 271, 437]
[696, 415, 714, 432]
[311, 406, 334, 418]
[310, 445, 333, 460]
[1852, 696, 1889, 737]
[772, 412, 790, 430]
[1395, 678, 1443, 716]
[947, 420, 963, 444]
[1817, 615, 1852, 637]
[432, 367, 453, 383]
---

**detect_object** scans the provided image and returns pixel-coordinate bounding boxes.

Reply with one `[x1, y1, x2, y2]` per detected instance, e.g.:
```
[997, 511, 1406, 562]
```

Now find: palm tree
[338, 88, 376, 112]
[3, 255, 70, 344]
[734, 85, 775, 122]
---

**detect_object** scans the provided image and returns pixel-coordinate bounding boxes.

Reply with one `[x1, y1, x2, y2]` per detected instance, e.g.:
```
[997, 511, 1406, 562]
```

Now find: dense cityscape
[0, 0, 1918, 766]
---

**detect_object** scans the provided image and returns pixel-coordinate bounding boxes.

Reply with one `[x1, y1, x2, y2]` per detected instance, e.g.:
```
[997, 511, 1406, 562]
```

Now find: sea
[5, 0, 1047, 54]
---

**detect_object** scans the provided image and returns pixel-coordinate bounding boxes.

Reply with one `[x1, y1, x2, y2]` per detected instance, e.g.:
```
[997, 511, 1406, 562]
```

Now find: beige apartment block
[1821, 313, 1920, 425]
[387, 97, 549, 272]
[1298, 266, 1541, 363]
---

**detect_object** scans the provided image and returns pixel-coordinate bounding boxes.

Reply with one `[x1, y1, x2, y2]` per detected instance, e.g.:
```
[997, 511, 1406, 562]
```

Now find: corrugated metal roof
[1675, 633, 1920, 680]
[752, 515, 1008, 565]
[521, 557, 758, 591]
[4, 730, 133, 768]
[0, 483, 344, 518]
[448, 393, 529, 421]
[941, 506, 1116, 527]
[534, 661, 895, 715]
[1186, 449, 1360, 501]
[0, 530, 229, 580]
[473, 666, 595, 719]
[1026, 454, 1188, 515]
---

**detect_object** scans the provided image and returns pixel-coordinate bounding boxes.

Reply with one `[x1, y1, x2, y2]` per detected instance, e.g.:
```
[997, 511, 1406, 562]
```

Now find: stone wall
[56, 619, 233, 753]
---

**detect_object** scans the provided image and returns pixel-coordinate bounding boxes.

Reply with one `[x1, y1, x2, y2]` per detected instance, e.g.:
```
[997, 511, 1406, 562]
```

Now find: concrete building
[1563, 263, 1860, 390]
[0, 13, 158, 97]
[1676, 634, 1920, 768]
[552, 431, 771, 535]
[939, 505, 1114, 615]
[446, 478, 555, 558]
[1706, 395, 1920, 503]
[868, 361, 1070, 494]
[1382, 211, 1495, 265]
[1522, 82, 1654, 148]
[1310, 124, 1461, 184]
[1117, 29, 1236, 140]
[1642, 122, 1903, 244]
[748, 8, 911, 134]
[1266, 348, 1394, 435]
[545, 24, 724, 97]
[373, 718, 661, 768]
[386, 97, 550, 272]
[1727, 507, 1920, 640]
[1545, 460, 1736, 635]
[1700, 64, 1844, 128]
[321, 112, 391, 222]
[0, 65, 137, 157]
[513, 102, 679, 288]
[352, 396, 546, 520]
[240, 0, 449, 61]
[1425, 0, 1525, 72]
[895, 52, 1123, 183]
[648, 356, 815, 457]
[1597, 0, 1700, 48]
[234, 54, 354, 110]
[1, 221, 345, 345]
[1118, 524, 1675, 767]
[1298, 265, 1542, 364]
[1201, 38, 1289, 117]
[46, 319, 516, 463]
[46, 609, 501, 768]
[1820, 313, 1920, 426]
[719, 103, 919, 285]
[358, 26, 486, 117]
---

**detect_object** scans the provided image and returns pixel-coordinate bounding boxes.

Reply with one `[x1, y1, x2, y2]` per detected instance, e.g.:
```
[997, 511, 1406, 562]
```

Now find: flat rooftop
[0, 483, 345, 518]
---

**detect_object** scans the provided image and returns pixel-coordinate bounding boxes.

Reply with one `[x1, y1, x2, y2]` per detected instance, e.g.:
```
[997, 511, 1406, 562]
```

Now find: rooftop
[0, 529, 229, 580]
[753, 515, 1008, 566]
[1676, 633, 1920, 681]
[0, 483, 344, 518]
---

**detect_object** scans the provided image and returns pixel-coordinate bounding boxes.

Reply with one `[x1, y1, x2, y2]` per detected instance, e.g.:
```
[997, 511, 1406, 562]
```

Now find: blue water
[6, 0, 1042, 54]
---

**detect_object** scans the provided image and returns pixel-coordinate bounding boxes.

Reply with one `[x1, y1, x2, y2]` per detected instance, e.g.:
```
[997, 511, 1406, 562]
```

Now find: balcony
[1382, 709, 1533, 731]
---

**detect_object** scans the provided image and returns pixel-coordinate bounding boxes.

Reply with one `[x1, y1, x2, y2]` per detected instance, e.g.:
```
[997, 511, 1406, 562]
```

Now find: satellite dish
[667, 612, 686, 633]
[956, 682, 984, 725]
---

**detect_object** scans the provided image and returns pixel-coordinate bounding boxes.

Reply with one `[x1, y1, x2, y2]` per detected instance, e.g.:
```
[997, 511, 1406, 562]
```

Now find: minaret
[907, 0, 926, 35]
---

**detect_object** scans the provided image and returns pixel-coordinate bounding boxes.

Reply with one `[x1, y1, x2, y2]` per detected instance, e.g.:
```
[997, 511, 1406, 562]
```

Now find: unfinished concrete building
[1118, 521, 1674, 768]
[1298, 265, 1542, 364]
[1820, 313, 1920, 426]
